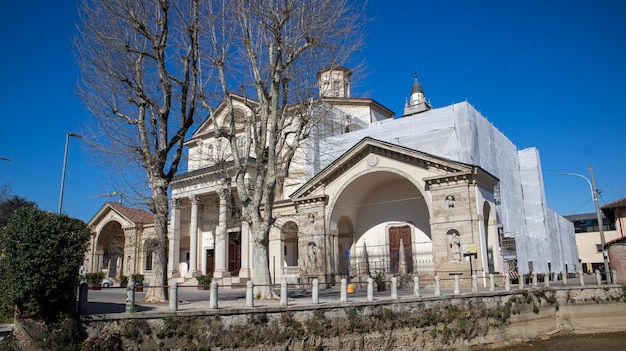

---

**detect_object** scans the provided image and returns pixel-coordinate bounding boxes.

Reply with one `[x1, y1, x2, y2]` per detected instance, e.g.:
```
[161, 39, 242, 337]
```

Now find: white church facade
[162, 67, 578, 287]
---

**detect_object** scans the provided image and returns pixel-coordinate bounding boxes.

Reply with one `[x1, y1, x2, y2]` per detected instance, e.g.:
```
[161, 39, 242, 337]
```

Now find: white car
[101, 278, 114, 288]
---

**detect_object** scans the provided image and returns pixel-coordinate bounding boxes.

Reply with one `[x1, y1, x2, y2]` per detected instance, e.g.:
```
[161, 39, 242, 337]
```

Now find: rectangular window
[145, 252, 153, 271]
[596, 244, 603, 253]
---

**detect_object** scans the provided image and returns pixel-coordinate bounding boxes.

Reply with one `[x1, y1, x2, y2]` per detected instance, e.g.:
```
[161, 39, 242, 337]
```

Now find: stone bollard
[391, 277, 398, 299]
[413, 276, 420, 298]
[489, 274, 495, 292]
[595, 270, 602, 285]
[312, 279, 320, 304]
[519, 274, 524, 289]
[611, 270, 617, 284]
[562, 270, 567, 286]
[209, 280, 219, 309]
[280, 278, 289, 306]
[532, 272, 538, 286]
[544, 274, 550, 288]
[367, 278, 374, 301]
[340, 278, 348, 302]
[78, 282, 88, 315]
[434, 276, 441, 296]
[246, 280, 254, 308]
[472, 274, 478, 293]
[579, 271, 585, 286]
[505, 273, 510, 291]
[126, 281, 136, 313]
[453, 275, 460, 294]
[169, 281, 178, 311]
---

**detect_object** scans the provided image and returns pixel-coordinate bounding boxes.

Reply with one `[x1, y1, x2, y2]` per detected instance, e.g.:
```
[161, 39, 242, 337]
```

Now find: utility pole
[589, 164, 611, 283]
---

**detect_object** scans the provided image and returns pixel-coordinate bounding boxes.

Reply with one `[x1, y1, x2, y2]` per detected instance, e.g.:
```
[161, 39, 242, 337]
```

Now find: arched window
[143, 239, 158, 272]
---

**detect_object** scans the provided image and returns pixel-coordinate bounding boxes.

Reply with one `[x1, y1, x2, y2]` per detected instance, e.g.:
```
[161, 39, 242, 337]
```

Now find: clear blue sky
[1, 0, 625, 222]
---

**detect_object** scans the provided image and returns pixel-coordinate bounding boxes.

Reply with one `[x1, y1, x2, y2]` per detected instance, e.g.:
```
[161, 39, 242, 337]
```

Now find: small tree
[0, 193, 38, 323]
[0, 193, 38, 228]
[0, 208, 91, 320]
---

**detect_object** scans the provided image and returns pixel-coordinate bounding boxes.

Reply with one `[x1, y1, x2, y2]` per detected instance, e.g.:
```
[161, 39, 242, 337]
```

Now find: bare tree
[75, 0, 203, 302]
[76, 0, 365, 301]
[201, 0, 366, 298]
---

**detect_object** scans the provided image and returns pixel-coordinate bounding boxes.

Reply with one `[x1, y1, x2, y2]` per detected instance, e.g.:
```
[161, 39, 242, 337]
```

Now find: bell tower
[403, 73, 431, 116]
[317, 66, 352, 98]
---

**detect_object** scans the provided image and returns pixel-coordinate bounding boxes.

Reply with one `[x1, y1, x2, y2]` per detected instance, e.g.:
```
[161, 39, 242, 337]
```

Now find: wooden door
[388, 226, 413, 274]
[205, 249, 214, 275]
[228, 232, 242, 276]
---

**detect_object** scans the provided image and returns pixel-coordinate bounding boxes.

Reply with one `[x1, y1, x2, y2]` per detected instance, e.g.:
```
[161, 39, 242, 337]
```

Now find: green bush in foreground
[0, 207, 91, 321]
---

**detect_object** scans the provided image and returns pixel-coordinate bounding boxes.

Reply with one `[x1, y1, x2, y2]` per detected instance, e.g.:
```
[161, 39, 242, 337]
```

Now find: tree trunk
[144, 182, 169, 303]
[251, 226, 276, 299]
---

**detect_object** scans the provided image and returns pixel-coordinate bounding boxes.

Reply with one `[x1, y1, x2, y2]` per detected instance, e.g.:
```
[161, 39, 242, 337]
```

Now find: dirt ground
[488, 331, 626, 351]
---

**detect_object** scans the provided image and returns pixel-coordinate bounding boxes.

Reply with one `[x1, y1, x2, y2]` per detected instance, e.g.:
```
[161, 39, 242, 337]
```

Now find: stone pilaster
[428, 176, 483, 288]
[168, 198, 181, 278]
[238, 221, 251, 279]
[187, 195, 199, 276]
[213, 188, 229, 278]
[295, 195, 329, 283]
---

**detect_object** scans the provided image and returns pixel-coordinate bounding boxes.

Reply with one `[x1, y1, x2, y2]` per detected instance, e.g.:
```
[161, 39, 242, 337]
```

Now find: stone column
[168, 198, 181, 278]
[213, 189, 229, 278]
[187, 195, 199, 276]
[239, 221, 251, 279]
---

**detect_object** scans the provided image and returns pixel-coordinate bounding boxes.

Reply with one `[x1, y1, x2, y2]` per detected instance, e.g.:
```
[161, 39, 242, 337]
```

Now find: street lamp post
[58, 132, 83, 214]
[559, 165, 611, 283]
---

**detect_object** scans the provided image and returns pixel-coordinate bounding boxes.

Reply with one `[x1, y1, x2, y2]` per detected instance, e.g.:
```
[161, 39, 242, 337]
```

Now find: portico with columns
[168, 176, 252, 284]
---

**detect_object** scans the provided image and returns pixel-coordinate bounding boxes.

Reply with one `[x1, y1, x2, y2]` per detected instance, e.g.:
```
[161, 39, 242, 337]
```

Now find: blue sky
[1, 0, 625, 222]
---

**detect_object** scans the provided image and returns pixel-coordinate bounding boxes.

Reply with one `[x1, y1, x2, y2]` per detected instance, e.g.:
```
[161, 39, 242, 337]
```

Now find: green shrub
[0, 208, 91, 320]
[131, 273, 144, 285]
[195, 274, 212, 285]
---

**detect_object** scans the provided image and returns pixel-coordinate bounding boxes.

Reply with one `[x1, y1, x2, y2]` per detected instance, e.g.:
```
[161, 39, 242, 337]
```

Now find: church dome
[411, 78, 424, 94]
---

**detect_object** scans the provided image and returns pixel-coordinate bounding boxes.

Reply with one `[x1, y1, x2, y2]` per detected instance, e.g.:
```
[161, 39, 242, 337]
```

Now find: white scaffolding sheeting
[314, 101, 578, 275]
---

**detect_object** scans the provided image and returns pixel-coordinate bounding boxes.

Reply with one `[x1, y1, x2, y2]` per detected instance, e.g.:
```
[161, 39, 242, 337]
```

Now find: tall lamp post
[559, 165, 611, 283]
[58, 132, 83, 214]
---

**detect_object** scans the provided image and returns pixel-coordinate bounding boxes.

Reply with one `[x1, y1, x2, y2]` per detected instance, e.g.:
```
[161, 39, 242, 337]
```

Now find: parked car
[101, 278, 114, 288]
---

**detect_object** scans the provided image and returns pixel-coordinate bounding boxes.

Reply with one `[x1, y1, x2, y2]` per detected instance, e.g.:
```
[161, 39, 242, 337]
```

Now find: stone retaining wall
[79, 286, 626, 350]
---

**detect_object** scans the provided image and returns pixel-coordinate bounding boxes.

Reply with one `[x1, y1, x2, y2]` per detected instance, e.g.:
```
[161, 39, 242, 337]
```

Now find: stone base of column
[238, 268, 251, 279]
[212, 270, 231, 279]
[168, 270, 180, 279]
[186, 270, 199, 279]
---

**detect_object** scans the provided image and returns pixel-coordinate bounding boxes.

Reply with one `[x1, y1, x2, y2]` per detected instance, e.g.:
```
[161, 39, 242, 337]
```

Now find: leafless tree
[76, 0, 366, 301]
[75, 0, 203, 302]
[200, 0, 366, 298]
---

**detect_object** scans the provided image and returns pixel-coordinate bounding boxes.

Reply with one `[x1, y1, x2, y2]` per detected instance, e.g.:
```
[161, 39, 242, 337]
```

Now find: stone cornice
[291, 137, 484, 199]
[294, 195, 329, 207]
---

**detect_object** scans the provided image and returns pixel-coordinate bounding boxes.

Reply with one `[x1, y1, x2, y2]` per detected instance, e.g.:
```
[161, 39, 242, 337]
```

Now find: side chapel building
[85, 67, 578, 286]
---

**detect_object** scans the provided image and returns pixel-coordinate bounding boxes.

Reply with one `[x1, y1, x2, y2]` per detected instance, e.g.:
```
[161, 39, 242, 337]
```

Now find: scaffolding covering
[313, 101, 578, 275]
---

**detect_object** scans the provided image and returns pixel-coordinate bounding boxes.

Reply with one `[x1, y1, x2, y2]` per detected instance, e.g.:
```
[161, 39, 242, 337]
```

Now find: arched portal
[329, 170, 432, 278]
[95, 221, 125, 278]
[281, 221, 299, 267]
[337, 216, 354, 276]
[482, 201, 499, 273]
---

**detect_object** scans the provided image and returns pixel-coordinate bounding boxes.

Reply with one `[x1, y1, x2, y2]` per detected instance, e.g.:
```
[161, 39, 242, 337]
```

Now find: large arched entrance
[95, 221, 125, 278]
[482, 201, 500, 273]
[329, 170, 432, 278]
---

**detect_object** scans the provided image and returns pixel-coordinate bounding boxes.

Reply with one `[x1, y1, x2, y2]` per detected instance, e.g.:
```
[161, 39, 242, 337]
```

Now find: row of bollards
[116, 270, 618, 314]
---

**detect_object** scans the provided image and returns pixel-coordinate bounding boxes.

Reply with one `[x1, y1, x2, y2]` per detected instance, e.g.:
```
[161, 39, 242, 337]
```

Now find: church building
[162, 67, 578, 287]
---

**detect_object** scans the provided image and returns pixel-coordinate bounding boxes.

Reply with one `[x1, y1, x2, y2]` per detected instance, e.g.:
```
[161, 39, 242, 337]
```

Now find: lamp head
[67, 132, 83, 138]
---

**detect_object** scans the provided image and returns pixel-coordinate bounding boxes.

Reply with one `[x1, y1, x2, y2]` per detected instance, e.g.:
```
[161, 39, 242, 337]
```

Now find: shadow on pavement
[85, 302, 157, 315]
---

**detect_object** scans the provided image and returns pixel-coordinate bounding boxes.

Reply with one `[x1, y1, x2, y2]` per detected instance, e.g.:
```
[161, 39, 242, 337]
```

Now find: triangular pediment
[190, 94, 259, 141]
[290, 137, 497, 200]
[88, 202, 153, 229]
